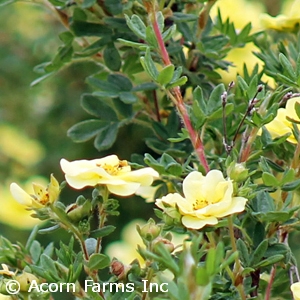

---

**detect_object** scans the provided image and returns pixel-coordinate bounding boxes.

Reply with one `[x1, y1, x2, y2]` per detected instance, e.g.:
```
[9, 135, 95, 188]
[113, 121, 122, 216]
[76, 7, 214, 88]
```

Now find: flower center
[97, 160, 130, 175]
[193, 197, 208, 210]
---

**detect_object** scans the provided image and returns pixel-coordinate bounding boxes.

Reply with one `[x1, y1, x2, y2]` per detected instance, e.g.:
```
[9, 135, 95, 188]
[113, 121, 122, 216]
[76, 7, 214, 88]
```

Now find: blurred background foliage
[0, 0, 299, 263]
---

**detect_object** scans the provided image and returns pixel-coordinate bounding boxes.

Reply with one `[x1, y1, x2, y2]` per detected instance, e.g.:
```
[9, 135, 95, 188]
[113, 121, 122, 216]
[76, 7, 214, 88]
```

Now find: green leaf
[81, 94, 118, 120]
[207, 84, 225, 114]
[125, 14, 146, 40]
[81, 0, 96, 8]
[196, 267, 210, 286]
[144, 153, 165, 173]
[162, 24, 177, 41]
[279, 53, 296, 80]
[132, 82, 158, 92]
[157, 65, 175, 86]
[112, 98, 133, 118]
[262, 172, 280, 187]
[281, 179, 300, 191]
[67, 120, 107, 142]
[104, 0, 123, 15]
[253, 254, 284, 268]
[94, 122, 119, 151]
[90, 226, 116, 238]
[104, 44, 121, 71]
[140, 48, 159, 80]
[71, 21, 112, 37]
[236, 239, 250, 267]
[31, 72, 55, 87]
[193, 86, 207, 115]
[87, 77, 120, 96]
[208, 103, 234, 121]
[40, 254, 60, 280]
[251, 239, 268, 266]
[87, 253, 110, 270]
[117, 38, 148, 50]
[108, 74, 133, 91]
[119, 91, 138, 104]
[166, 76, 188, 88]
[30, 240, 42, 264]
[206, 248, 216, 276]
[145, 26, 158, 48]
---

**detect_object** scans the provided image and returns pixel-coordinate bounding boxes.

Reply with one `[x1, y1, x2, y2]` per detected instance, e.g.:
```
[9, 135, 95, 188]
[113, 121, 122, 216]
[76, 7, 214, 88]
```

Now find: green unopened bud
[228, 162, 249, 183]
[15, 272, 39, 291]
[139, 219, 161, 241]
[66, 200, 92, 222]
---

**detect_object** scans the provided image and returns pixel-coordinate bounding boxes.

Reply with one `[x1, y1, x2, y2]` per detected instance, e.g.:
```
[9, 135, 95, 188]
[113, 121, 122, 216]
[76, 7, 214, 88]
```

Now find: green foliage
[3, 1, 300, 300]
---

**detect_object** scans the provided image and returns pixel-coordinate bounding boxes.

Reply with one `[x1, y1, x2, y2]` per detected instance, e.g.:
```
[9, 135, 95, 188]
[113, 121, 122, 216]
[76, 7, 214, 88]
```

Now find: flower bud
[110, 259, 131, 280]
[66, 200, 92, 222]
[152, 237, 174, 254]
[15, 272, 39, 292]
[227, 162, 249, 183]
[139, 219, 161, 241]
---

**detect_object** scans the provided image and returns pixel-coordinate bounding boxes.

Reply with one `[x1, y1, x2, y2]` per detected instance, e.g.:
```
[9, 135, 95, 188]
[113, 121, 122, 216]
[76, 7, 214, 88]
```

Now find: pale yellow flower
[260, 0, 300, 31]
[291, 282, 300, 300]
[10, 174, 60, 209]
[156, 170, 247, 229]
[260, 97, 300, 143]
[60, 155, 159, 196]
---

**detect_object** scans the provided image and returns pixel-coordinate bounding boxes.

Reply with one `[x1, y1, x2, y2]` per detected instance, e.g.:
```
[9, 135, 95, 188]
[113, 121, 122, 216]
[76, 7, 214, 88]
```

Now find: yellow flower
[260, 97, 300, 143]
[10, 174, 60, 209]
[260, 0, 300, 31]
[291, 282, 300, 300]
[156, 170, 247, 229]
[60, 155, 159, 196]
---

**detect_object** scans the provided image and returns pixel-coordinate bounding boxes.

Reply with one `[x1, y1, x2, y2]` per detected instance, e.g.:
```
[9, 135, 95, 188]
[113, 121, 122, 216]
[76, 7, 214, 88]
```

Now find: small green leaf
[206, 248, 216, 276]
[104, 44, 121, 71]
[125, 14, 146, 40]
[119, 91, 138, 104]
[251, 239, 268, 266]
[90, 226, 116, 238]
[279, 53, 296, 80]
[157, 65, 175, 86]
[196, 267, 210, 286]
[94, 122, 119, 151]
[87, 253, 110, 270]
[81, 94, 118, 120]
[236, 239, 250, 267]
[207, 84, 225, 114]
[253, 254, 284, 268]
[281, 179, 300, 191]
[71, 21, 112, 37]
[262, 172, 280, 187]
[67, 120, 107, 142]
[140, 48, 159, 80]
[166, 76, 188, 88]
[162, 24, 177, 41]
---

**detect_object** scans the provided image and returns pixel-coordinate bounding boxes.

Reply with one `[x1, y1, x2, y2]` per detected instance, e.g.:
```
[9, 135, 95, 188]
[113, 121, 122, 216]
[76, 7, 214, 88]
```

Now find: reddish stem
[149, 7, 210, 172]
[265, 266, 276, 300]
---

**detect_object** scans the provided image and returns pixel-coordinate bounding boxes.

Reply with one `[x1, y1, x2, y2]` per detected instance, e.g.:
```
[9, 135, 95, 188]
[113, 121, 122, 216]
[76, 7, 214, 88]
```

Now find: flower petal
[291, 282, 300, 300]
[10, 183, 32, 206]
[182, 215, 218, 229]
[106, 182, 141, 196]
